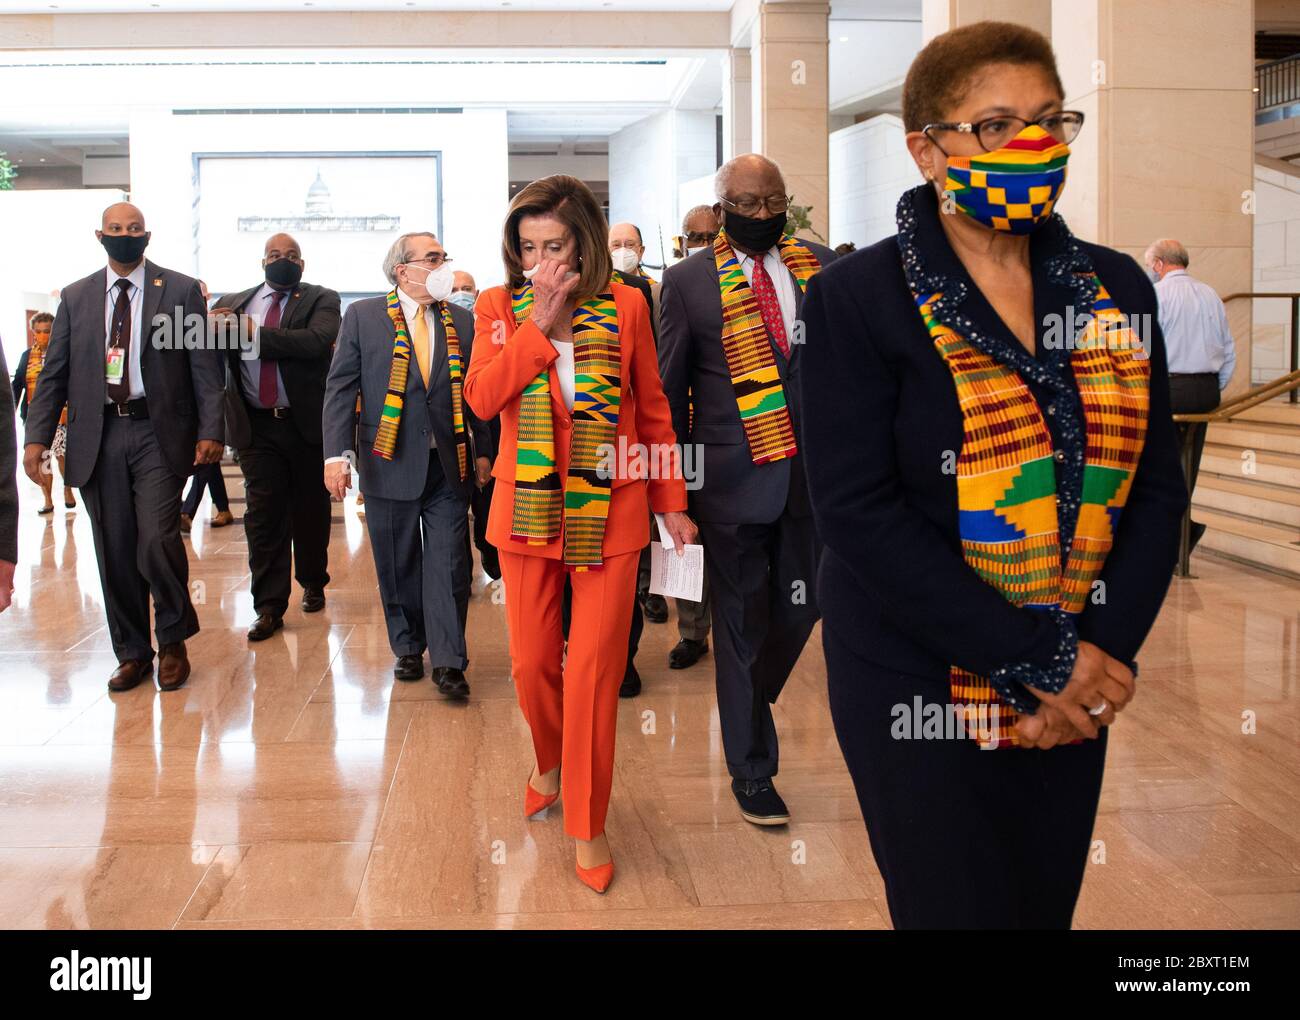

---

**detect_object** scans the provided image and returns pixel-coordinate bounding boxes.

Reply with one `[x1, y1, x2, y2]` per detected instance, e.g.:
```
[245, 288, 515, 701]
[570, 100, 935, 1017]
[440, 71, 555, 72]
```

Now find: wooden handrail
[1172, 369, 1300, 423]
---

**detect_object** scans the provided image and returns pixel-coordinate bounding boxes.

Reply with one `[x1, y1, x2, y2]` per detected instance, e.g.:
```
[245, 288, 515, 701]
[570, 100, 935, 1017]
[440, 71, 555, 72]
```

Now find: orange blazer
[465, 281, 687, 560]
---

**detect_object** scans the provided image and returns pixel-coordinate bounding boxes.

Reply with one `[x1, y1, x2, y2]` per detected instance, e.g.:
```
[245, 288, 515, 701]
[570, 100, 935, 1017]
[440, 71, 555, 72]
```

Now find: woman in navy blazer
[799, 22, 1187, 928]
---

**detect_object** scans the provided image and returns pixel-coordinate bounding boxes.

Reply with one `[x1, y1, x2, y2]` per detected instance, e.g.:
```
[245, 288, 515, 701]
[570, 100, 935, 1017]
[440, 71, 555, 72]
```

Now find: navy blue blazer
[799, 185, 1187, 689]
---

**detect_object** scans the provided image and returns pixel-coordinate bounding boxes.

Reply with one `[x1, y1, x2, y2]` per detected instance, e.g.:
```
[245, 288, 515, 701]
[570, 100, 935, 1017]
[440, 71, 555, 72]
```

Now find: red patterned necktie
[750, 256, 790, 359]
[258, 291, 284, 406]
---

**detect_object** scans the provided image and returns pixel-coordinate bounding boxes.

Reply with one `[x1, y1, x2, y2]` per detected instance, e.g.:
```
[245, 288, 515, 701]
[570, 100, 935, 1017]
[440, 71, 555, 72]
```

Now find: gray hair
[1145, 238, 1189, 268]
[382, 231, 437, 285]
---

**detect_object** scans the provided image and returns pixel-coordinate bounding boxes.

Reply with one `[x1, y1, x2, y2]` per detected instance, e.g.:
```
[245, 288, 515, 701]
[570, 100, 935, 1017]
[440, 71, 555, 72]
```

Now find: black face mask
[264, 258, 303, 289]
[722, 209, 787, 254]
[100, 232, 150, 264]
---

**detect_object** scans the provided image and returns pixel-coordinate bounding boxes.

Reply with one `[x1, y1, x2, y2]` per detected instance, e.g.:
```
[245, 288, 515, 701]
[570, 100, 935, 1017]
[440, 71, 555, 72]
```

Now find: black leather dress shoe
[619, 662, 642, 698]
[641, 592, 669, 623]
[394, 654, 424, 682]
[301, 587, 326, 613]
[247, 614, 284, 642]
[668, 638, 708, 669]
[432, 666, 469, 698]
[732, 778, 790, 826]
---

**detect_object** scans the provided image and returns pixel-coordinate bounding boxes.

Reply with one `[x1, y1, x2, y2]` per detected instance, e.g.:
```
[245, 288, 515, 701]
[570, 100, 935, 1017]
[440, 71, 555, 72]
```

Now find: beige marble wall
[724, 48, 753, 163]
[921, 0, 1052, 42]
[1053, 0, 1256, 395]
[750, 1, 831, 241]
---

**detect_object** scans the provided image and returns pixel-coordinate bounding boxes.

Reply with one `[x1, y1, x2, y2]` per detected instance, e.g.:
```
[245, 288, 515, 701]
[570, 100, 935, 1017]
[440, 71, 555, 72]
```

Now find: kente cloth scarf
[25, 342, 45, 404]
[943, 124, 1070, 236]
[711, 229, 821, 464]
[912, 275, 1150, 749]
[510, 281, 621, 570]
[372, 290, 469, 481]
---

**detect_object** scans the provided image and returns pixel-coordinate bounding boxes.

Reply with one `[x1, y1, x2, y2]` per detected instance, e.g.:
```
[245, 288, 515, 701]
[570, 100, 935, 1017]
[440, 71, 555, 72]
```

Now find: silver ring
[1088, 700, 1109, 717]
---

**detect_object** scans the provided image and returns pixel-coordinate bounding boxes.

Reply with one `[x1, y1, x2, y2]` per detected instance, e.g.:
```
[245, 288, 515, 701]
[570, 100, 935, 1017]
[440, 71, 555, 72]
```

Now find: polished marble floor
[0, 465, 1297, 930]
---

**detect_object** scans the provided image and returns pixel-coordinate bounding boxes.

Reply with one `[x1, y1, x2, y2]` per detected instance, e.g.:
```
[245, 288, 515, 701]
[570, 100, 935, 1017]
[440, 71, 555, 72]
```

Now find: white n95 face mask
[610, 248, 639, 274]
[406, 262, 455, 302]
[521, 264, 540, 280]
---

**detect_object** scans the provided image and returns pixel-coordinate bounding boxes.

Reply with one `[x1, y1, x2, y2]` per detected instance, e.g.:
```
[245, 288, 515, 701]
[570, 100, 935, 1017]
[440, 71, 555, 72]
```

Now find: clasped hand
[1015, 640, 1136, 749]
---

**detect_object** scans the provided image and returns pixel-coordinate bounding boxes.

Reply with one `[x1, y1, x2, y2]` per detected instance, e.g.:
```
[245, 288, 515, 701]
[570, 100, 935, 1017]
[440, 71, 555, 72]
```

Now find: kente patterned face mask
[942, 123, 1070, 235]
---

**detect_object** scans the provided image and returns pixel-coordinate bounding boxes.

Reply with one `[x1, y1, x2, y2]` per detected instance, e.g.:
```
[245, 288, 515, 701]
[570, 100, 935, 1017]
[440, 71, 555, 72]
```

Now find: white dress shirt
[731, 244, 797, 343]
[103, 261, 147, 402]
[1154, 269, 1237, 390]
[550, 338, 575, 411]
[239, 282, 291, 409]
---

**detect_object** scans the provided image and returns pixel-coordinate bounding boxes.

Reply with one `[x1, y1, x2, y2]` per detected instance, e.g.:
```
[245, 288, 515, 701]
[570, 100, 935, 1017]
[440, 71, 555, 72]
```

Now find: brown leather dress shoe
[211, 509, 235, 528]
[108, 659, 152, 692]
[247, 614, 283, 641]
[157, 642, 191, 691]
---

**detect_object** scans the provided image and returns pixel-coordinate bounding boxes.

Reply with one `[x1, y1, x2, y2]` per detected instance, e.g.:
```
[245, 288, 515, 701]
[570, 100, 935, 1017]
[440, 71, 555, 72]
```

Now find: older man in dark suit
[22, 202, 225, 692]
[322, 232, 492, 696]
[658, 155, 837, 826]
[212, 233, 341, 641]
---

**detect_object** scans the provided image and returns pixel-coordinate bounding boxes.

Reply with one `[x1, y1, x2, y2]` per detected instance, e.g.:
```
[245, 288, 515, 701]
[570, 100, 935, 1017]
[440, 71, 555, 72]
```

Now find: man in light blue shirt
[1145, 238, 1236, 550]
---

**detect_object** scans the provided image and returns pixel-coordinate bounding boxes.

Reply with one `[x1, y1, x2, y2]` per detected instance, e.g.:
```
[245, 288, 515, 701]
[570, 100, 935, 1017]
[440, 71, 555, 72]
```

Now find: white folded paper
[650, 513, 704, 602]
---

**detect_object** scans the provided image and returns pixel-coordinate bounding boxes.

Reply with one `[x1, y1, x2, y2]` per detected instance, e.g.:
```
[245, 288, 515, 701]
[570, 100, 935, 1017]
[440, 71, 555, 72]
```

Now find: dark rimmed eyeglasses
[922, 110, 1085, 154]
[718, 193, 794, 218]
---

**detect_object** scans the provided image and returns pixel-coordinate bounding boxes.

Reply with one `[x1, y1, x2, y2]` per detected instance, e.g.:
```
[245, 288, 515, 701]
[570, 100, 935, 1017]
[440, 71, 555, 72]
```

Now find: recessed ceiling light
[839, 36, 849, 42]
[39, 158, 46, 162]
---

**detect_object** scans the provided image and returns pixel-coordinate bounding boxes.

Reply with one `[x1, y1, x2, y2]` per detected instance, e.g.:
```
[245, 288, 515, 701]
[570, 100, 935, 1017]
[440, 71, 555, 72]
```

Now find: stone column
[749, 0, 830, 241]
[1052, 0, 1255, 393]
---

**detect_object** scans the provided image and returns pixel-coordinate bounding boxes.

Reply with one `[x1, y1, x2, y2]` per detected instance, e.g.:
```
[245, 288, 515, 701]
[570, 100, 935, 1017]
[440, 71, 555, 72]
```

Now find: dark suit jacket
[217, 280, 341, 449]
[799, 185, 1188, 682]
[0, 345, 17, 564]
[11, 348, 31, 422]
[24, 260, 225, 487]
[657, 239, 837, 524]
[322, 295, 492, 503]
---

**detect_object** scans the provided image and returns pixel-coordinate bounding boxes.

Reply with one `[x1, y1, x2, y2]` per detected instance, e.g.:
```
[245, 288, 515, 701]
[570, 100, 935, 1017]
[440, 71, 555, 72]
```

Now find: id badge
[105, 346, 125, 386]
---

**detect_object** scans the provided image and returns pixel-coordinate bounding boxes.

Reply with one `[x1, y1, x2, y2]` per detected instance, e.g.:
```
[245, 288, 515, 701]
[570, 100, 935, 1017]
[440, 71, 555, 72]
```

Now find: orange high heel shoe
[575, 859, 615, 894]
[524, 769, 559, 818]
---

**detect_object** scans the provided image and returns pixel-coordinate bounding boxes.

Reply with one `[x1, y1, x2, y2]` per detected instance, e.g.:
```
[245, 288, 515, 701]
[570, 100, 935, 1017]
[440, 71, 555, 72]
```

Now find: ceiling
[2, 0, 736, 11]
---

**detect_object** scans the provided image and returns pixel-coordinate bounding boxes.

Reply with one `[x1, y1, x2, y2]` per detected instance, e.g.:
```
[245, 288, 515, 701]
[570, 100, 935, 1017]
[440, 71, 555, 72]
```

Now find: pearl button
[1054, 449, 1065, 463]
[1047, 404, 1056, 416]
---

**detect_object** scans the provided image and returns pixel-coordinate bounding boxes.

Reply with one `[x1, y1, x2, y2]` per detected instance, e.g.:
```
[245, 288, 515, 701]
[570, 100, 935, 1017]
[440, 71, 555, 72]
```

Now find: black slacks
[181, 461, 230, 516]
[824, 625, 1108, 929]
[1168, 372, 1220, 497]
[698, 503, 819, 780]
[364, 451, 470, 669]
[81, 416, 199, 662]
[238, 412, 331, 618]
[469, 476, 501, 581]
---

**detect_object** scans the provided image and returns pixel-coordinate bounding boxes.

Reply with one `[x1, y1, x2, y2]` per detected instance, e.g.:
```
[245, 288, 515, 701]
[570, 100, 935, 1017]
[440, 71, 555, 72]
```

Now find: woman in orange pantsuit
[464, 176, 695, 894]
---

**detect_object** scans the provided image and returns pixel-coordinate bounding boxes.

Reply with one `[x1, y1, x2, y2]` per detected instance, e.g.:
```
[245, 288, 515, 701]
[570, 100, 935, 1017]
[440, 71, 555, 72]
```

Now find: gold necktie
[411, 302, 431, 387]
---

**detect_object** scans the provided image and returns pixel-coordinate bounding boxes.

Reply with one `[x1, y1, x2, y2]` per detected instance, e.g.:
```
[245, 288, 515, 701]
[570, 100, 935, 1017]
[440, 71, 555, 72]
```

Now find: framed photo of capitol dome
[191, 151, 442, 306]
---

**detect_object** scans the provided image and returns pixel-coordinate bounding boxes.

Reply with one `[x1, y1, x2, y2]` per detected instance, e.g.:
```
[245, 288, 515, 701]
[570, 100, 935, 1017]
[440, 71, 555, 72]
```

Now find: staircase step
[1193, 474, 1300, 529]
[1195, 509, 1300, 579]
[1205, 420, 1300, 456]
[1234, 398, 1300, 428]
[1201, 444, 1300, 488]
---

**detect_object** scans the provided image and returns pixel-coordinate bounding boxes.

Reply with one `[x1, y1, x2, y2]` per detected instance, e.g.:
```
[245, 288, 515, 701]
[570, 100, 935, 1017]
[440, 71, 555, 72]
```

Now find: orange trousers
[499, 548, 638, 841]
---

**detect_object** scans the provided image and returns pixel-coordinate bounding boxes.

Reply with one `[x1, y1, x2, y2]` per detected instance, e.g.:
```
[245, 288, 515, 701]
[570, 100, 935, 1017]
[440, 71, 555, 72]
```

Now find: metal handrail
[1256, 52, 1300, 111]
[1218, 291, 1299, 404]
[1171, 368, 1300, 577]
